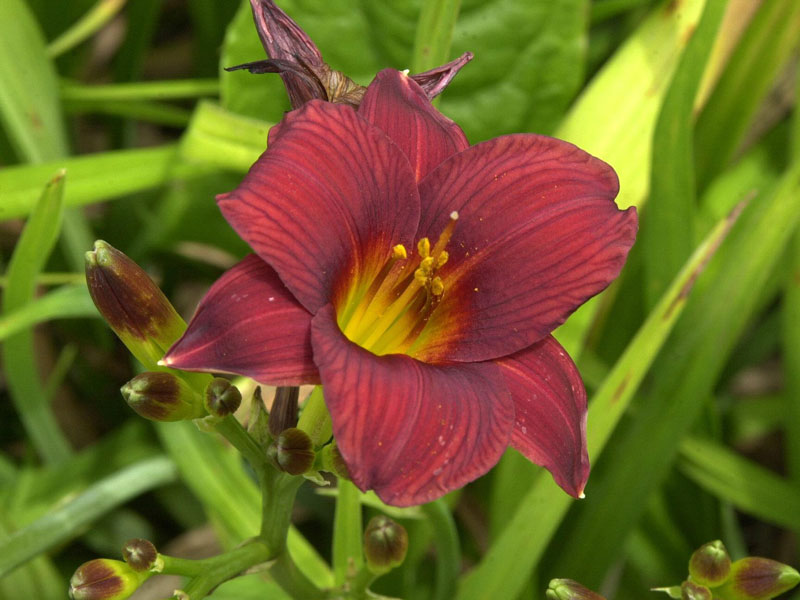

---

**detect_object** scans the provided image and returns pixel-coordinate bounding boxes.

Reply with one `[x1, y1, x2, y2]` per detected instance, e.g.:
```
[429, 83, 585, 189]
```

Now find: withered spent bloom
[268, 386, 300, 436]
[227, 0, 472, 109]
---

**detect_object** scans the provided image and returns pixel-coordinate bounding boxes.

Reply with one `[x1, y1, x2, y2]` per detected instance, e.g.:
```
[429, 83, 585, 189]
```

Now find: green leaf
[678, 436, 800, 531]
[411, 0, 461, 73]
[0, 456, 177, 577]
[456, 193, 742, 600]
[2, 171, 71, 464]
[547, 159, 800, 587]
[0, 0, 68, 162]
[642, 0, 727, 307]
[0, 285, 97, 341]
[0, 516, 63, 600]
[695, 0, 800, 189]
[47, 0, 127, 58]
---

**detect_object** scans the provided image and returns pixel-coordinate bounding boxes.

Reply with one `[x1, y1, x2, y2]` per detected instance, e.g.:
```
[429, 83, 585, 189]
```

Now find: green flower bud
[85, 240, 185, 369]
[689, 540, 731, 587]
[681, 581, 712, 600]
[268, 386, 299, 436]
[268, 428, 315, 475]
[715, 557, 800, 600]
[364, 516, 408, 575]
[121, 372, 206, 421]
[205, 378, 242, 417]
[321, 441, 350, 480]
[545, 579, 606, 600]
[121, 538, 159, 572]
[69, 558, 149, 600]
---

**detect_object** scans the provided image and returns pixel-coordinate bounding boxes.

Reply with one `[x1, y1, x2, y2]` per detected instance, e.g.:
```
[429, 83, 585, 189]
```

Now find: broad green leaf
[0, 144, 195, 220]
[0, 517, 63, 600]
[456, 195, 742, 600]
[547, 159, 800, 587]
[642, 0, 727, 307]
[0, 285, 96, 341]
[679, 436, 800, 531]
[0, 0, 68, 162]
[2, 172, 70, 464]
[0, 456, 177, 577]
[695, 0, 800, 189]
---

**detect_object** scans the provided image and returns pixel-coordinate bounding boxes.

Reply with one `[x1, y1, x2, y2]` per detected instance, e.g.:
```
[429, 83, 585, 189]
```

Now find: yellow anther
[435, 251, 449, 268]
[419, 256, 435, 273]
[392, 244, 407, 259]
[431, 277, 444, 296]
[414, 268, 428, 284]
[417, 237, 431, 258]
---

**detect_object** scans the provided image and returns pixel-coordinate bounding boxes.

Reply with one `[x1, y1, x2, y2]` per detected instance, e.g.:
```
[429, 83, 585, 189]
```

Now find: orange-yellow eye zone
[337, 212, 459, 356]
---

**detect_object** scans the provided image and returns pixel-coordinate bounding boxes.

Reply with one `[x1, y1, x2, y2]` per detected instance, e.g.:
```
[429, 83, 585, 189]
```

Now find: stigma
[338, 212, 459, 356]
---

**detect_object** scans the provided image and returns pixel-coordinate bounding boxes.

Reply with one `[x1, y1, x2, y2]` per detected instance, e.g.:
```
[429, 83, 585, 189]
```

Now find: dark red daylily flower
[163, 69, 637, 506]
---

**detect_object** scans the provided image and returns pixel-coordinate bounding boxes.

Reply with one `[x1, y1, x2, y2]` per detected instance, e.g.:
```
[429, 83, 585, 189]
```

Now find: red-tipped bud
[715, 557, 800, 600]
[364, 516, 408, 575]
[121, 538, 159, 572]
[69, 558, 149, 600]
[205, 378, 242, 417]
[268, 427, 315, 475]
[268, 386, 299, 436]
[121, 372, 206, 421]
[681, 581, 712, 600]
[85, 240, 185, 369]
[546, 579, 606, 600]
[689, 540, 731, 587]
[321, 441, 350, 480]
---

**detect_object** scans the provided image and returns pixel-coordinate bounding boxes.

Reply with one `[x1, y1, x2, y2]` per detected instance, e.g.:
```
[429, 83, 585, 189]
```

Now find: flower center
[338, 212, 459, 356]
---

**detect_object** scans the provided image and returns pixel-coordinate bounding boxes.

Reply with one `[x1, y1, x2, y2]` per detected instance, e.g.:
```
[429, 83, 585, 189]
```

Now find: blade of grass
[60, 78, 220, 101]
[0, 285, 96, 341]
[642, 0, 727, 307]
[456, 198, 743, 600]
[0, 455, 177, 577]
[63, 98, 192, 127]
[679, 436, 800, 531]
[411, 0, 461, 74]
[694, 0, 800, 189]
[0, 516, 63, 600]
[47, 0, 127, 58]
[547, 159, 800, 587]
[2, 171, 71, 464]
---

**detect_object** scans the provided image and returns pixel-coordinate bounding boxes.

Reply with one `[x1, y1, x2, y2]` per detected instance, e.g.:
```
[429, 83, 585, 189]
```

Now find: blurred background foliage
[0, 0, 799, 598]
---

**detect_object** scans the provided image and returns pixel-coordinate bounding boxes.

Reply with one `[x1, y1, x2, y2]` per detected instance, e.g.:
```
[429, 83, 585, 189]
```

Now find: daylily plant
[163, 68, 637, 507]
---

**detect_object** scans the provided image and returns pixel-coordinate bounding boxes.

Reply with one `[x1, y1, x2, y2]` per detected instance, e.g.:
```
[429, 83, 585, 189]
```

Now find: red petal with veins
[163, 255, 318, 385]
[495, 335, 589, 497]
[218, 100, 420, 314]
[359, 69, 469, 182]
[414, 134, 638, 363]
[311, 304, 514, 506]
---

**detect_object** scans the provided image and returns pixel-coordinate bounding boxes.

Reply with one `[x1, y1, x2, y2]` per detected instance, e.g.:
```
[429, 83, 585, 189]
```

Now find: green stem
[213, 415, 269, 474]
[422, 500, 459, 600]
[269, 552, 327, 600]
[176, 540, 271, 598]
[333, 479, 364, 586]
[159, 555, 207, 577]
[348, 566, 378, 599]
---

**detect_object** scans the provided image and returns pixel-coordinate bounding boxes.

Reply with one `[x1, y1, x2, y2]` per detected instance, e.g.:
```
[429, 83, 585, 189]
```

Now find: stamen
[392, 244, 407, 259]
[417, 238, 431, 259]
[431, 212, 459, 257]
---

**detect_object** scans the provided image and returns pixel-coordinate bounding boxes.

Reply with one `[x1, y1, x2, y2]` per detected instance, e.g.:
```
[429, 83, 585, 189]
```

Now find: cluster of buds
[654, 541, 800, 600]
[548, 541, 799, 600]
[70, 539, 161, 600]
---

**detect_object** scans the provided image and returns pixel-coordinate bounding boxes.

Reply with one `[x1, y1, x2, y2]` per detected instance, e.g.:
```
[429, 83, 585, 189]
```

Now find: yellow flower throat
[338, 211, 459, 356]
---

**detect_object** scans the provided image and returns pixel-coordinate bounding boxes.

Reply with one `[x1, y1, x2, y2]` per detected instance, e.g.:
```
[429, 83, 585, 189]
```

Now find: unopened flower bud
[681, 581, 712, 600]
[268, 428, 314, 475]
[205, 378, 242, 417]
[321, 441, 350, 480]
[689, 540, 731, 587]
[268, 386, 299, 436]
[121, 538, 159, 572]
[121, 372, 206, 421]
[69, 558, 150, 600]
[85, 240, 185, 369]
[715, 557, 800, 600]
[546, 579, 606, 600]
[364, 516, 408, 575]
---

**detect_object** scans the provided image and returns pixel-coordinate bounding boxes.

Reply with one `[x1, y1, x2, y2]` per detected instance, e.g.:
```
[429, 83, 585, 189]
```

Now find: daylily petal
[413, 134, 637, 363]
[359, 69, 469, 182]
[495, 335, 589, 498]
[218, 100, 420, 314]
[311, 304, 514, 506]
[163, 255, 318, 385]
